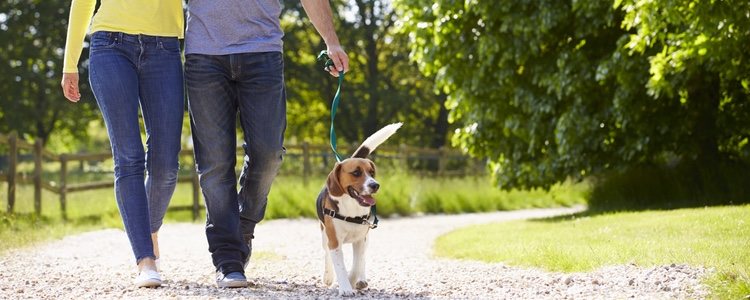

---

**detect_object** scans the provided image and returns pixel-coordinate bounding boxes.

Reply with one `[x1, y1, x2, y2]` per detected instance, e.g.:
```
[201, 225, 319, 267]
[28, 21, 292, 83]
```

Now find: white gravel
[0, 206, 711, 299]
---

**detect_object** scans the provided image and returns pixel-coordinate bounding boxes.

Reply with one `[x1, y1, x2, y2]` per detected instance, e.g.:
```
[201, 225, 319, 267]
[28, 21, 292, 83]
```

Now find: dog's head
[326, 158, 379, 207]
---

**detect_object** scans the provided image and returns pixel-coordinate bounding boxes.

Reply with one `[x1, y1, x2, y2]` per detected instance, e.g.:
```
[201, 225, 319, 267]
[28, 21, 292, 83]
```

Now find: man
[185, 0, 349, 288]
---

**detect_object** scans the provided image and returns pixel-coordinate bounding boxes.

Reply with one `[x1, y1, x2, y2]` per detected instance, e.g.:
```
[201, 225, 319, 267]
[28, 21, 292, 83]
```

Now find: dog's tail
[352, 122, 403, 158]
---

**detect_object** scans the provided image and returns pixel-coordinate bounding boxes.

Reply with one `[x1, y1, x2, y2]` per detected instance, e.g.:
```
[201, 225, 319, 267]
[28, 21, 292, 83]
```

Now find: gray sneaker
[216, 271, 248, 288]
[243, 234, 253, 269]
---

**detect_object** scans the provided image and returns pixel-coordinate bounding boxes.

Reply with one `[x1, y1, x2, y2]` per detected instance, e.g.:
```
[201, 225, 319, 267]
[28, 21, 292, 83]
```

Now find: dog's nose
[369, 182, 380, 192]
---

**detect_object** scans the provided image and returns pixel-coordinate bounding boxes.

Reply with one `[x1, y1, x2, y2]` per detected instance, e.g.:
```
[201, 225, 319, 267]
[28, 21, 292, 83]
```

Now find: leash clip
[317, 50, 335, 71]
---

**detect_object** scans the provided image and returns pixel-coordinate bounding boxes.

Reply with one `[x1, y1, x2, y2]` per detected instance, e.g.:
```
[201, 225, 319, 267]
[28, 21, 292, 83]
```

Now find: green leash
[317, 50, 344, 162]
[317, 50, 379, 228]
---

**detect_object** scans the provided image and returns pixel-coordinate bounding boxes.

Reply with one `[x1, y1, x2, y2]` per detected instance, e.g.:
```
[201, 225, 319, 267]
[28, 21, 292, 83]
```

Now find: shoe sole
[136, 279, 162, 288]
[218, 280, 248, 288]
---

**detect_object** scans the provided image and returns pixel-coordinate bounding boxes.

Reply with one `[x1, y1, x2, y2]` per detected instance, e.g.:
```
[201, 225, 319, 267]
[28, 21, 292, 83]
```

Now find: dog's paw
[354, 280, 368, 290]
[323, 276, 333, 287]
[338, 287, 355, 297]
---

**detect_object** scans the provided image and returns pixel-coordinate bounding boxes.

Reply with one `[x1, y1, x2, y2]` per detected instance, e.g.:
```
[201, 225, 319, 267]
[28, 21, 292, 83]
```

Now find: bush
[589, 159, 750, 212]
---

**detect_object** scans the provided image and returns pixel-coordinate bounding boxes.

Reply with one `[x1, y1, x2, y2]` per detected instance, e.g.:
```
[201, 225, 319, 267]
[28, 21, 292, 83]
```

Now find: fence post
[7, 132, 17, 213]
[191, 154, 200, 221]
[34, 139, 43, 216]
[302, 142, 310, 186]
[399, 144, 408, 172]
[60, 154, 68, 221]
[437, 146, 446, 176]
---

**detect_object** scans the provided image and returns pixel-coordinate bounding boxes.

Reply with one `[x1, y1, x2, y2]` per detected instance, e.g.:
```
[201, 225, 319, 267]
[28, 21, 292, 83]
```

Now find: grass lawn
[0, 175, 586, 254]
[434, 205, 750, 299]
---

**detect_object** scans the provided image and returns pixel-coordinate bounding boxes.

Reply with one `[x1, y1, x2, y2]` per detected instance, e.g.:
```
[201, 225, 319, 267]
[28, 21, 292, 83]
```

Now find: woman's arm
[61, 0, 96, 102]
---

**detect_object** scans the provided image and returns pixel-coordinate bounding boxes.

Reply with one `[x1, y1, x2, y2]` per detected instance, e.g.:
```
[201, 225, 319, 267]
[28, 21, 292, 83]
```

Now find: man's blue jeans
[88, 31, 184, 263]
[185, 52, 286, 271]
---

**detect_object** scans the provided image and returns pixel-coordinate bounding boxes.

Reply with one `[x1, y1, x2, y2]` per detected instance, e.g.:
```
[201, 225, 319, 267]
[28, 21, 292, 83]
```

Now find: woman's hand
[61, 72, 81, 102]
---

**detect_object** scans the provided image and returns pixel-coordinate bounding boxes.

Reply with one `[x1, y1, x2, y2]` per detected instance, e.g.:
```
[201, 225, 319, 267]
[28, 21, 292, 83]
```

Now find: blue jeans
[88, 31, 184, 263]
[185, 52, 286, 271]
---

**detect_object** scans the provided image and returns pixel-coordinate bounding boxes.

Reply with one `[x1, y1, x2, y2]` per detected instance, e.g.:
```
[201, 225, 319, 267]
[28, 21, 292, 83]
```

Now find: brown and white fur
[316, 123, 402, 296]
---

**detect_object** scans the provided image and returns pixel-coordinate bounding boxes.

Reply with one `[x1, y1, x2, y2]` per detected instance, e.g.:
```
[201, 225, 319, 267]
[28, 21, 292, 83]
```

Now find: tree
[394, 0, 750, 189]
[0, 0, 99, 145]
[616, 0, 750, 162]
[281, 0, 454, 149]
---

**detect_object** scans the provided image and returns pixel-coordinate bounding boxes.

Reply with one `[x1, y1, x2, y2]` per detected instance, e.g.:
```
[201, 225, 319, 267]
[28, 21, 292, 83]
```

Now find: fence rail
[0, 131, 484, 220]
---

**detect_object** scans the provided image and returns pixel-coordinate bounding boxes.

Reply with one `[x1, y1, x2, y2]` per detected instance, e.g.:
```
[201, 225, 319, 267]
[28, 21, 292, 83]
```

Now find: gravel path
[0, 206, 711, 299]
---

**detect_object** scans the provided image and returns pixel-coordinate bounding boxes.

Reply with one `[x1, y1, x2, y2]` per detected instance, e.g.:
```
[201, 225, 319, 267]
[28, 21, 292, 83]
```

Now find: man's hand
[325, 44, 349, 77]
[61, 72, 81, 102]
[300, 0, 349, 77]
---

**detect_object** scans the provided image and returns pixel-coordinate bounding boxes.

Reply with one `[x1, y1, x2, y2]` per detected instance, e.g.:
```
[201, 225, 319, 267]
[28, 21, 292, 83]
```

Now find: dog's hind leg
[349, 239, 368, 290]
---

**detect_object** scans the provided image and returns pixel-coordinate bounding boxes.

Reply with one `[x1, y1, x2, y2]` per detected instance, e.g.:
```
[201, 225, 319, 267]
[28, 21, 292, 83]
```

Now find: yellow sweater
[62, 0, 184, 73]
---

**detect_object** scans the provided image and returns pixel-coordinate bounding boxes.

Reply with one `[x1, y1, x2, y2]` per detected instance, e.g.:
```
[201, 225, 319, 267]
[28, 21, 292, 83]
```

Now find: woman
[60, 0, 184, 288]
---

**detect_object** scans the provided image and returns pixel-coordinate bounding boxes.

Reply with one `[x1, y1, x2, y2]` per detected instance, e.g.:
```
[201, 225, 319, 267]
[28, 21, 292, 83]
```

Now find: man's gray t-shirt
[185, 0, 284, 55]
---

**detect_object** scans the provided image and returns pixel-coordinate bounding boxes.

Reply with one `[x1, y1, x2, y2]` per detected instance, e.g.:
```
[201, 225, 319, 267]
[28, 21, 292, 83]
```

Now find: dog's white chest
[334, 221, 370, 243]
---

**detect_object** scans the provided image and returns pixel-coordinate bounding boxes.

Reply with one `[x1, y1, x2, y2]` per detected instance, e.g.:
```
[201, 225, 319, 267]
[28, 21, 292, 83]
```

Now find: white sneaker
[134, 269, 162, 288]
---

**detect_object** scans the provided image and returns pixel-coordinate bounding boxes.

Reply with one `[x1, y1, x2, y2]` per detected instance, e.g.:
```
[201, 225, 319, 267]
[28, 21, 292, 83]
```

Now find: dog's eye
[369, 170, 375, 177]
[351, 169, 362, 177]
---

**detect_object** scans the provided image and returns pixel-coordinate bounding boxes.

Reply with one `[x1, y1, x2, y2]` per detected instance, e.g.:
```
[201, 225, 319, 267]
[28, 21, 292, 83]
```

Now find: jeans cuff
[218, 261, 245, 275]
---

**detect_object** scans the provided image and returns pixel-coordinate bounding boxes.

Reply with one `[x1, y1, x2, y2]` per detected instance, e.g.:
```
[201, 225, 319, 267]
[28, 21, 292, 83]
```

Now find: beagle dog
[316, 123, 402, 296]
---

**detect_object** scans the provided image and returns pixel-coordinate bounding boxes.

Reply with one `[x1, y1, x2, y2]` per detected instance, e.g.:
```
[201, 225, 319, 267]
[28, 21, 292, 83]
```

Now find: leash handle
[318, 50, 344, 162]
[370, 205, 379, 229]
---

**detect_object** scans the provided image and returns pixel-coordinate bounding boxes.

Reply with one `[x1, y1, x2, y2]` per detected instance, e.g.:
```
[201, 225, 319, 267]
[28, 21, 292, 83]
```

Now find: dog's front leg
[329, 247, 355, 296]
[323, 246, 334, 286]
[349, 239, 368, 290]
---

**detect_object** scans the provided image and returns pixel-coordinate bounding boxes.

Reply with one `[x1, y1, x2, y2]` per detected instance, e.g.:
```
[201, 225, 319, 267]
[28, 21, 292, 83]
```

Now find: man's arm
[300, 0, 350, 77]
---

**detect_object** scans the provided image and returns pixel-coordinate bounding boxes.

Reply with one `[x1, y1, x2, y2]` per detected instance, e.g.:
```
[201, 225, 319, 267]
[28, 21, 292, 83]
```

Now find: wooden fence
[0, 131, 484, 220]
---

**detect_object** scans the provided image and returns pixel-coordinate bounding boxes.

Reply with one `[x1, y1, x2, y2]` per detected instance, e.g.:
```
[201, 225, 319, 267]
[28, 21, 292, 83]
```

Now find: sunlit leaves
[0, 0, 99, 145]
[396, 0, 750, 189]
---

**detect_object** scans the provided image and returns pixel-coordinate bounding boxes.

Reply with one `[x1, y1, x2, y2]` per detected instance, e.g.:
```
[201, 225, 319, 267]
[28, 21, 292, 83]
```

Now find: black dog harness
[317, 188, 379, 229]
[322, 207, 378, 229]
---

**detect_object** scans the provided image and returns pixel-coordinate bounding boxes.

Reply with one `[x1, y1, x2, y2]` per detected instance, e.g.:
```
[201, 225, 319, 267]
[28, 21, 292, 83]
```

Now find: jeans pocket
[262, 52, 284, 69]
[159, 39, 181, 53]
[89, 32, 119, 50]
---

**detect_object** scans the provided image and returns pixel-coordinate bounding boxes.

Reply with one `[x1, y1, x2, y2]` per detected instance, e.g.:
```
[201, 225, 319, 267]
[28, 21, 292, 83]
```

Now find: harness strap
[323, 207, 377, 229]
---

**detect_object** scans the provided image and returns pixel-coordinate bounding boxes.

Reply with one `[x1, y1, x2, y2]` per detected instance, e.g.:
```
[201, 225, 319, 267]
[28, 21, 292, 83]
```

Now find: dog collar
[323, 207, 378, 229]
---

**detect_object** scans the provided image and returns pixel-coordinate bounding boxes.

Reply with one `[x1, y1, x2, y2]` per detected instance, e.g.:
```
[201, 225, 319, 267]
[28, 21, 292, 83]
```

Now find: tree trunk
[690, 73, 720, 163]
[354, 0, 380, 137]
[430, 93, 450, 148]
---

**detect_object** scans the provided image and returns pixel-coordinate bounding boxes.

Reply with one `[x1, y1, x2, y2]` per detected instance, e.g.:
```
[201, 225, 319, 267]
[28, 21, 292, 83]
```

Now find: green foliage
[1, 174, 585, 223]
[0, 174, 585, 256]
[615, 0, 750, 161]
[589, 160, 750, 211]
[281, 0, 454, 148]
[434, 205, 750, 298]
[0, 212, 104, 253]
[0, 1, 453, 151]
[394, 0, 750, 190]
[0, 0, 99, 145]
[266, 174, 585, 219]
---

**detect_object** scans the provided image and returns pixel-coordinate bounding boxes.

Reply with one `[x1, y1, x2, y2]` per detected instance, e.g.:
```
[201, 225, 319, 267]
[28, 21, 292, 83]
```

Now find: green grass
[434, 205, 750, 299]
[0, 182, 202, 254]
[0, 174, 586, 253]
[266, 173, 587, 218]
[0, 213, 103, 253]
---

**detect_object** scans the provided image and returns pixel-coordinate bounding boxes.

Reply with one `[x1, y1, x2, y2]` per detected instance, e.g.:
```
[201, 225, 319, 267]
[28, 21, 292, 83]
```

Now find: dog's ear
[326, 163, 345, 197]
[368, 160, 377, 177]
[352, 146, 371, 158]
